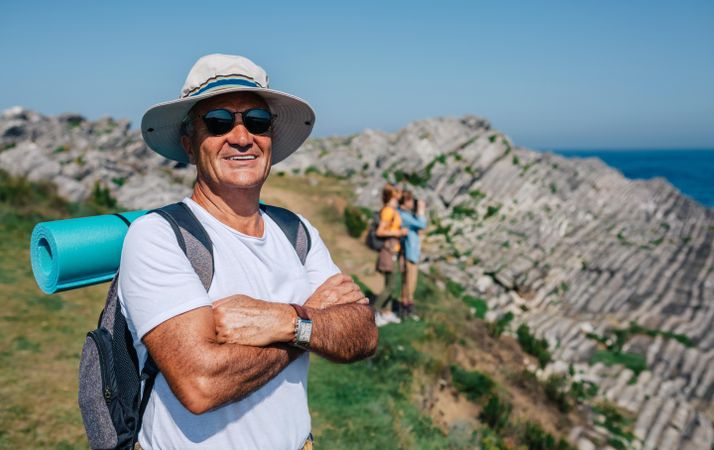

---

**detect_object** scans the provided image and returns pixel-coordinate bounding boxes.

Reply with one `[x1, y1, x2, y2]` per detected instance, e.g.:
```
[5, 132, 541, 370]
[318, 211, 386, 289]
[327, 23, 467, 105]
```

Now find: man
[119, 54, 378, 449]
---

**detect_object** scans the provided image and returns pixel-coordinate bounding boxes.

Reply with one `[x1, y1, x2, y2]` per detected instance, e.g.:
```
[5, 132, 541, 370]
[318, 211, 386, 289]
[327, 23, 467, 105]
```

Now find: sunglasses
[201, 108, 274, 136]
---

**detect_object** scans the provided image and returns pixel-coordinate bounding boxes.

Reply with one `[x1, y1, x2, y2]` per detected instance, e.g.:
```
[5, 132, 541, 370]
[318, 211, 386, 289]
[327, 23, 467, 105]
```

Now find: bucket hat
[141, 54, 315, 165]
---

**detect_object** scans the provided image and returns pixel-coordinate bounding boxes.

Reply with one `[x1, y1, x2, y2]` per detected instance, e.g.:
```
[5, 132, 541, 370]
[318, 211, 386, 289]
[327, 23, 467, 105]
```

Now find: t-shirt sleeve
[298, 214, 341, 292]
[118, 213, 212, 340]
[379, 207, 394, 225]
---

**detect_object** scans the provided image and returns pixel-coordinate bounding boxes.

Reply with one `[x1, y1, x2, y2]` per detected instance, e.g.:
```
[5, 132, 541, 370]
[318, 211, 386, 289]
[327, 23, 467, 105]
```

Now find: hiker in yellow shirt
[374, 183, 408, 324]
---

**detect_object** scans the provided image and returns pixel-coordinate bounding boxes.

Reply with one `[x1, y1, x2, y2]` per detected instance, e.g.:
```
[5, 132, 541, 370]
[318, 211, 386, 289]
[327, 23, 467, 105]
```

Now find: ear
[181, 135, 197, 165]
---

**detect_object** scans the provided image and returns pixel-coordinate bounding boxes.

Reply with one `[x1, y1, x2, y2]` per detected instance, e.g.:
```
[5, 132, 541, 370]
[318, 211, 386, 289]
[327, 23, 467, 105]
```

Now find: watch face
[297, 319, 313, 347]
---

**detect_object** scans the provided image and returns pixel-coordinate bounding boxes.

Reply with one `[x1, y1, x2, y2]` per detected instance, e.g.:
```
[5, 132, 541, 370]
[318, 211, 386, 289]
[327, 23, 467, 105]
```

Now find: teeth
[227, 155, 256, 161]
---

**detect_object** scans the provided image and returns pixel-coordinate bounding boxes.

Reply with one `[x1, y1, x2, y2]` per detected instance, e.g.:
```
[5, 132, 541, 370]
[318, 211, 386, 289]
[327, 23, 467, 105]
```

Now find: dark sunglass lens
[243, 109, 272, 134]
[203, 109, 235, 135]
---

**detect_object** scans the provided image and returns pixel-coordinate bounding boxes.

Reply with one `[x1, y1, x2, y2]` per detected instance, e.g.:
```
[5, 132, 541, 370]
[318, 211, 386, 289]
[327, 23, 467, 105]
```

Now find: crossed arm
[143, 274, 378, 414]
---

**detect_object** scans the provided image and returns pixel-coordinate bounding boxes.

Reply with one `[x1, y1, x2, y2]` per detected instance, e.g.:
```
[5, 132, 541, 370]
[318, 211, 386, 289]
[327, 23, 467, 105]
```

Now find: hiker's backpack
[365, 210, 385, 251]
[78, 202, 311, 450]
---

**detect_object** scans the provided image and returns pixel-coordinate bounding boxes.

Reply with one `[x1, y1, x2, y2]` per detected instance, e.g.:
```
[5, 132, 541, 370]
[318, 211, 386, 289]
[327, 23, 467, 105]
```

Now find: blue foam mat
[30, 210, 148, 294]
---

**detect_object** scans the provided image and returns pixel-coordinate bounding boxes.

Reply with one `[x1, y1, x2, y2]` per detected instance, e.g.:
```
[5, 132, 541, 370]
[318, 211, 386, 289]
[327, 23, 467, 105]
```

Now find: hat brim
[141, 87, 315, 165]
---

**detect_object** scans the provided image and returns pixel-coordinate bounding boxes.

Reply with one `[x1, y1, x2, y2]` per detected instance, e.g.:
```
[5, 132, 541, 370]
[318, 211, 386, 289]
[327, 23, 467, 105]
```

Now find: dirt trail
[261, 174, 383, 293]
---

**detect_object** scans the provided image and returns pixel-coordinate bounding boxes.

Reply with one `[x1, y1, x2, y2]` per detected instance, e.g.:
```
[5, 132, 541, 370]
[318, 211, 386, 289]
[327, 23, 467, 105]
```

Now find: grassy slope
[0, 172, 582, 449]
[0, 174, 111, 449]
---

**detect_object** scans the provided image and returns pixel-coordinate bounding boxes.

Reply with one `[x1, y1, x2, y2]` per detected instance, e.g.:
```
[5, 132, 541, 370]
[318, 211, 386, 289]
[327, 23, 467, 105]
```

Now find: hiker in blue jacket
[398, 190, 427, 317]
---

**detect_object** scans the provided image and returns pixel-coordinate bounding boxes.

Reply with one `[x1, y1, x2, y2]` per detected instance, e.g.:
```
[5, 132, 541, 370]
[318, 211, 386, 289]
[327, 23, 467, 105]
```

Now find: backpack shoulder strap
[152, 202, 214, 291]
[259, 204, 312, 265]
[134, 202, 215, 435]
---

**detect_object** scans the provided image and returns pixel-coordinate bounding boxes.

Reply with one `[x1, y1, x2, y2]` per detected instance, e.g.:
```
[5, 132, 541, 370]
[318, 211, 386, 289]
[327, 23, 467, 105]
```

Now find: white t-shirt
[118, 198, 340, 450]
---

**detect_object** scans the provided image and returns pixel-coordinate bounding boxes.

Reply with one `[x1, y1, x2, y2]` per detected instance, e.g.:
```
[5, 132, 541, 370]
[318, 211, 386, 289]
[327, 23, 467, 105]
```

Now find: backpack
[365, 210, 385, 251]
[78, 202, 311, 450]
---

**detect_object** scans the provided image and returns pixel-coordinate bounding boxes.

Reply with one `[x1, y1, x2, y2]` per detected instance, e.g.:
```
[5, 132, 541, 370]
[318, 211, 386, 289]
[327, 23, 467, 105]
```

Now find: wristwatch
[290, 304, 312, 349]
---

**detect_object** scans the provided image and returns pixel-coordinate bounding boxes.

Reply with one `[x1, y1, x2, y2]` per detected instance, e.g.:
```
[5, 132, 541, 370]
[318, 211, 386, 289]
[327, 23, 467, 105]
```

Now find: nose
[225, 121, 253, 149]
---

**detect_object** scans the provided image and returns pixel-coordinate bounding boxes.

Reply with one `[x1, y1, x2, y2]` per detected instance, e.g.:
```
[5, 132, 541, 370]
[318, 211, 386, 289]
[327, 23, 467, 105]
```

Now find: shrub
[0, 170, 65, 214]
[469, 189, 486, 202]
[343, 204, 368, 238]
[446, 280, 465, 298]
[592, 402, 635, 449]
[516, 324, 551, 368]
[426, 217, 452, 243]
[478, 428, 508, 450]
[393, 169, 430, 187]
[521, 422, 573, 450]
[488, 312, 514, 337]
[484, 204, 501, 219]
[463, 295, 487, 319]
[90, 181, 117, 209]
[570, 380, 598, 401]
[451, 203, 477, 219]
[544, 374, 570, 412]
[450, 365, 494, 401]
[479, 395, 511, 431]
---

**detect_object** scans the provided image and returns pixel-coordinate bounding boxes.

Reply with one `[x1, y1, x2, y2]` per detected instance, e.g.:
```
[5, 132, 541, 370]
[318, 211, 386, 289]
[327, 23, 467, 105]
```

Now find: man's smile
[224, 154, 258, 161]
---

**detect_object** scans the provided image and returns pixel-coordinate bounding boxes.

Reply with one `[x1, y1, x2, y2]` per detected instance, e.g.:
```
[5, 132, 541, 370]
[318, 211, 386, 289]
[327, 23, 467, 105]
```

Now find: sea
[544, 149, 714, 208]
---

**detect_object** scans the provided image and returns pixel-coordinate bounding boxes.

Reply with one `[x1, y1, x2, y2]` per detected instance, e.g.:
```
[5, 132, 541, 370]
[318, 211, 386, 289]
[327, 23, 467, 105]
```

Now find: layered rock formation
[1, 107, 711, 449]
[282, 117, 714, 450]
[0, 107, 193, 209]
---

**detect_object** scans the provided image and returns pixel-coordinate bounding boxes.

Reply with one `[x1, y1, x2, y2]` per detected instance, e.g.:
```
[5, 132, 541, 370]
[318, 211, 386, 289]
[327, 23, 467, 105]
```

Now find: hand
[400, 228, 409, 237]
[417, 200, 426, 215]
[212, 295, 294, 346]
[304, 273, 368, 310]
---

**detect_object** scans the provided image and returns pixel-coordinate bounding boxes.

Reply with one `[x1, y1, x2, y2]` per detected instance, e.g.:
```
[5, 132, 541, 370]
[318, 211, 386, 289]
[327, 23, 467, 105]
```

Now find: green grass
[590, 350, 647, 376]
[309, 320, 456, 449]
[0, 170, 110, 449]
[445, 279, 466, 298]
[462, 295, 488, 319]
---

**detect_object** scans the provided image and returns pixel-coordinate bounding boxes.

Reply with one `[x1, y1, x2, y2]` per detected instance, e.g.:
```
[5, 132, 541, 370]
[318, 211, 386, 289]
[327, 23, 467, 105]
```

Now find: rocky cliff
[1, 107, 712, 449]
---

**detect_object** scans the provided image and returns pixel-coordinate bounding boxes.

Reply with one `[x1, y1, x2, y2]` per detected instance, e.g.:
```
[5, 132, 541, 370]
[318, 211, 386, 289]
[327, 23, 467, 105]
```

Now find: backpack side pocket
[79, 328, 119, 449]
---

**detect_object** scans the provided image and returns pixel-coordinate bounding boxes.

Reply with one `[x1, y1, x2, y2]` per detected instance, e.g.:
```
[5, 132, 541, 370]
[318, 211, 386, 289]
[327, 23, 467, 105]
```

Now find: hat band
[187, 76, 262, 98]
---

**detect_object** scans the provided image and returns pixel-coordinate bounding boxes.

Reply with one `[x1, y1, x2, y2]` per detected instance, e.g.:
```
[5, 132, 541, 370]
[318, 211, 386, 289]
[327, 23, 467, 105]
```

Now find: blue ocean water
[546, 149, 714, 208]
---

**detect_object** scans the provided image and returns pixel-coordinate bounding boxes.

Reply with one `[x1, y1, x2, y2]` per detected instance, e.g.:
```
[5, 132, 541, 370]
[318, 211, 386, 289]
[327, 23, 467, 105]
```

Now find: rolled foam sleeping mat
[30, 210, 149, 294]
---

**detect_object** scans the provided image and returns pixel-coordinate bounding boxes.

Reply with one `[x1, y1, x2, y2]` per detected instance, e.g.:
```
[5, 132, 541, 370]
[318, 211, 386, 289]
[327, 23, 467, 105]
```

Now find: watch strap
[290, 303, 311, 320]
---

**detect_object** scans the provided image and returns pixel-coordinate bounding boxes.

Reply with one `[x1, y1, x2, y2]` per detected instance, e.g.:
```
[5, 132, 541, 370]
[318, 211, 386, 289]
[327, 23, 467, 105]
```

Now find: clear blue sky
[1, 0, 712, 149]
